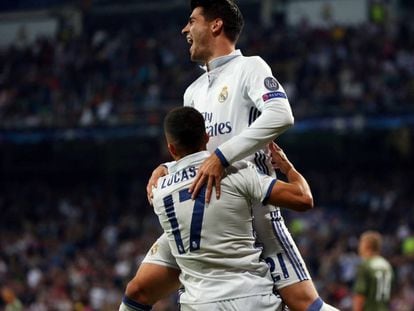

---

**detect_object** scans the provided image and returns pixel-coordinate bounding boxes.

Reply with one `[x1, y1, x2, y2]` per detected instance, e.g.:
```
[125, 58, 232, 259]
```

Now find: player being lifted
[126, 1, 339, 310]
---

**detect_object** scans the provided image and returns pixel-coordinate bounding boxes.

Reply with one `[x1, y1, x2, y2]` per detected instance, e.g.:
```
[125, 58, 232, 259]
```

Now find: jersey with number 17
[152, 151, 277, 305]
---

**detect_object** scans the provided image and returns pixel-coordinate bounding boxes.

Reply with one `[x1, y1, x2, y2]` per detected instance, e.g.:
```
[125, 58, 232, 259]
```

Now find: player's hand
[146, 164, 168, 204]
[189, 153, 224, 203]
[269, 142, 293, 175]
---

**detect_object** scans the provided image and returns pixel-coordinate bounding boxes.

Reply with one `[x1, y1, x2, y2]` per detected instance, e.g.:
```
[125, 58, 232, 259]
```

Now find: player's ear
[167, 143, 178, 159]
[203, 132, 209, 145]
[211, 18, 223, 35]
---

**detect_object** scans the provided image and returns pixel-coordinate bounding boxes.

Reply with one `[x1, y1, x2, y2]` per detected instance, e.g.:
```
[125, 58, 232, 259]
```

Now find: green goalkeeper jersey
[353, 255, 393, 311]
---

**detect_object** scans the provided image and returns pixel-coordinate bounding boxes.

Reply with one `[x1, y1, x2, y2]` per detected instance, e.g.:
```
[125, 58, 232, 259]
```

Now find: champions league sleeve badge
[264, 77, 279, 91]
[218, 86, 229, 103]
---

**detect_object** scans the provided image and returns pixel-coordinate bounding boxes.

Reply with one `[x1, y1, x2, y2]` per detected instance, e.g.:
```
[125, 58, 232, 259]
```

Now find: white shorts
[253, 205, 311, 289]
[141, 233, 179, 269]
[179, 293, 283, 311]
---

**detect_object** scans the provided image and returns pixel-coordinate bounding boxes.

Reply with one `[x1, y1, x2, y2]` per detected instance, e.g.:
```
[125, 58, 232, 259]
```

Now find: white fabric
[183, 49, 313, 291]
[179, 293, 283, 311]
[253, 207, 311, 288]
[118, 302, 131, 311]
[152, 151, 276, 305]
[141, 233, 179, 270]
[321, 302, 341, 311]
[184, 49, 294, 166]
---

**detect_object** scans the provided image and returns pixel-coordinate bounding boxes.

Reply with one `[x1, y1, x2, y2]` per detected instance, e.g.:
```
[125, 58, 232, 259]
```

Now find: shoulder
[236, 55, 270, 71]
[183, 72, 207, 103]
[371, 256, 393, 271]
[226, 160, 254, 173]
[225, 161, 259, 182]
[219, 161, 256, 196]
[232, 55, 273, 83]
[151, 176, 170, 202]
[185, 71, 207, 91]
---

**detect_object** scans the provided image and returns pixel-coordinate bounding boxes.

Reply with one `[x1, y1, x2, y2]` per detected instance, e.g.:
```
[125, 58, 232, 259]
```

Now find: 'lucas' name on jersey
[160, 166, 197, 189]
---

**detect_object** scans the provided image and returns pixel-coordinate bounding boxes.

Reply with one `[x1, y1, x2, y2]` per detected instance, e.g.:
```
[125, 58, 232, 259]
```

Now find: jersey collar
[169, 151, 210, 174]
[202, 49, 242, 72]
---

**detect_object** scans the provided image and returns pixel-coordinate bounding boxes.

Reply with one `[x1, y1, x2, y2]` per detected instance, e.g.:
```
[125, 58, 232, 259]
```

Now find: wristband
[214, 148, 230, 167]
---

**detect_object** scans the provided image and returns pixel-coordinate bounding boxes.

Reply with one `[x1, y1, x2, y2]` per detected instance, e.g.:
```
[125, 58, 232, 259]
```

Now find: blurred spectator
[1, 16, 414, 129]
[1, 286, 23, 311]
[0, 164, 413, 310]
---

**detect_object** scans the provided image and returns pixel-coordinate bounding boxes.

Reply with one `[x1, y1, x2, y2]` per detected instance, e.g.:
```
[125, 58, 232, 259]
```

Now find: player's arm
[190, 101, 293, 202]
[264, 143, 313, 212]
[352, 264, 368, 311]
[191, 101, 293, 201]
[122, 263, 181, 306]
[215, 57, 294, 165]
[146, 162, 175, 203]
[216, 101, 293, 166]
[119, 234, 181, 310]
[190, 58, 293, 202]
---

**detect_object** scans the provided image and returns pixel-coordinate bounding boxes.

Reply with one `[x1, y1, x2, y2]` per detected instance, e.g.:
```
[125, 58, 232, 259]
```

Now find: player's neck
[362, 250, 379, 259]
[174, 147, 207, 161]
[205, 42, 235, 69]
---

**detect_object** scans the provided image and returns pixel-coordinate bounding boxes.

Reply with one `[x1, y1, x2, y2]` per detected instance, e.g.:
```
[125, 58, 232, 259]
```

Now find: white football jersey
[182, 51, 312, 291]
[184, 49, 294, 175]
[152, 151, 277, 304]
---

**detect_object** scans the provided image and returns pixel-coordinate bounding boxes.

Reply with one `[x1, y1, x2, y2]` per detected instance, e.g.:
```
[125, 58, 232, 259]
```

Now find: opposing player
[120, 106, 314, 311]
[144, 1, 338, 310]
[353, 231, 393, 311]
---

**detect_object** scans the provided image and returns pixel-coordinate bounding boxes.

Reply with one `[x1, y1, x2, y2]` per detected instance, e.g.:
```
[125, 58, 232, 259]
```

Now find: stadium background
[0, 0, 413, 310]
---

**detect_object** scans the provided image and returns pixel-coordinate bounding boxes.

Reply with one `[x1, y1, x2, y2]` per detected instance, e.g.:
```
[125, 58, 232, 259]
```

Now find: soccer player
[120, 106, 313, 311]
[353, 231, 393, 311]
[141, 1, 339, 310]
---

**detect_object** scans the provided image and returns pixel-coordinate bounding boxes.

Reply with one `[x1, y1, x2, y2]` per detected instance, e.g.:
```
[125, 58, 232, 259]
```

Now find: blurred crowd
[284, 169, 414, 310]
[1, 3, 414, 311]
[1, 165, 414, 310]
[0, 14, 414, 129]
[0, 179, 166, 311]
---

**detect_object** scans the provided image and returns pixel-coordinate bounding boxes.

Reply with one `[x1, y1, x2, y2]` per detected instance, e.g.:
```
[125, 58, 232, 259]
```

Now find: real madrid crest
[150, 242, 159, 255]
[218, 86, 228, 103]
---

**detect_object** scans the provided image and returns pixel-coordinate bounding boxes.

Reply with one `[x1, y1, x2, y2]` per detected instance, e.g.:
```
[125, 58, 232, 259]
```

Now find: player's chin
[190, 55, 200, 63]
[190, 52, 203, 63]
[189, 50, 197, 61]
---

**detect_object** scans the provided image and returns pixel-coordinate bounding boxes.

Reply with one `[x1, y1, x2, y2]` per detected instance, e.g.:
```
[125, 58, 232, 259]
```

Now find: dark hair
[190, 0, 244, 42]
[164, 107, 206, 154]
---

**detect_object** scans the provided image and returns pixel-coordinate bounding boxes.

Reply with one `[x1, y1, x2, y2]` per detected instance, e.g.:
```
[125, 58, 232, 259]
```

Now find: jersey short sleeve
[228, 161, 276, 204]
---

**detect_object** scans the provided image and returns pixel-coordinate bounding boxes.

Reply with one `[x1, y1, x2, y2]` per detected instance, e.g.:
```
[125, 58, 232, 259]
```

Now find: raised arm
[189, 102, 293, 202]
[189, 57, 294, 202]
[265, 142, 313, 212]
